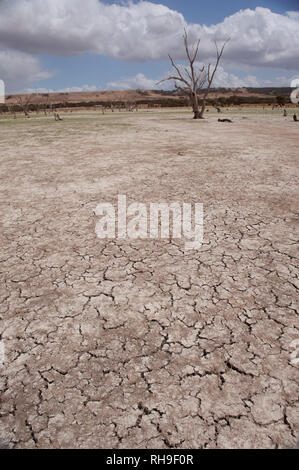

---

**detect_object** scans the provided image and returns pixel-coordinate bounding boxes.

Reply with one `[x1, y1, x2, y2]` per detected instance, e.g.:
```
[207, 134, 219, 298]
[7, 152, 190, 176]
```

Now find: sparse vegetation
[1, 87, 295, 118]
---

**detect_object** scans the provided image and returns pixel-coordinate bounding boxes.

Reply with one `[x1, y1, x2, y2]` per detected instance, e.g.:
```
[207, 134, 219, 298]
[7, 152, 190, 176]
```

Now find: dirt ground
[0, 108, 298, 449]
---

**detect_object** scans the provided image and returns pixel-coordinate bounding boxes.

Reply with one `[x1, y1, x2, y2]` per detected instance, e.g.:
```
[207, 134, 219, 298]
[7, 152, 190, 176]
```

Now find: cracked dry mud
[0, 109, 298, 449]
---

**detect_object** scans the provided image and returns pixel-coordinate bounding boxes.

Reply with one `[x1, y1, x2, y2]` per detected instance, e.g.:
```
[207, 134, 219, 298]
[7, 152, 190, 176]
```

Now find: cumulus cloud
[0, 0, 186, 59]
[57, 84, 98, 93]
[22, 84, 99, 94]
[287, 11, 299, 20]
[212, 68, 260, 88]
[0, 0, 298, 71]
[16, 69, 295, 94]
[199, 7, 299, 71]
[0, 49, 53, 92]
[106, 73, 171, 90]
[105, 68, 295, 91]
[212, 67, 296, 88]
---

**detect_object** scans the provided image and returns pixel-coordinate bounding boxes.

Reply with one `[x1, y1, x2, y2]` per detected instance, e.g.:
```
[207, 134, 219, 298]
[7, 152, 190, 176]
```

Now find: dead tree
[158, 30, 229, 119]
[35, 93, 51, 116]
[17, 94, 34, 118]
[7, 104, 17, 119]
[42, 94, 51, 115]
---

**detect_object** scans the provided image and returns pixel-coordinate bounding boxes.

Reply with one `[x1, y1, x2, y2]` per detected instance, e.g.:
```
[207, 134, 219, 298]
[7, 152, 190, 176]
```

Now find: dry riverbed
[0, 108, 298, 448]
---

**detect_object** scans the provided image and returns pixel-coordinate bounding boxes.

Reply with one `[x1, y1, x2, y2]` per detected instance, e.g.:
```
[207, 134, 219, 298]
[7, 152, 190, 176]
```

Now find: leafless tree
[17, 94, 34, 117]
[35, 93, 52, 115]
[42, 93, 52, 115]
[158, 30, 229, 119]
[7, 104, 17, 119]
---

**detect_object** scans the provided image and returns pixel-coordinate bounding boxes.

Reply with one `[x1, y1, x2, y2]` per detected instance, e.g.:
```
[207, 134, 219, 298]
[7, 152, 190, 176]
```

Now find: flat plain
[0, 107, 298, 448]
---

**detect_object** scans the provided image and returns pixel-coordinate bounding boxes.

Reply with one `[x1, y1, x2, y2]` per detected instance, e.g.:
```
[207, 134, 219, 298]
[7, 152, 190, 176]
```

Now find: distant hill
[2, 87, 295, 112]
[5, 89, 173, 105]
[5, 87, 292, 104]
[165, 87, 292, 99]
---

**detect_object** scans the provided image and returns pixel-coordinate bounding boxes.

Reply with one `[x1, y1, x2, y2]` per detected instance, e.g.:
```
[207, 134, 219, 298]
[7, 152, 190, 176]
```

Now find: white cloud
[202, 7, 299, 71]
[15, 70, 296, 95]
[212, 68, 260, 88]
[22, 84, 99, 94]
[0, 0, 298, 71]
[22, 75, 169, 93]
[212, 67, 297, 88]
[0, 0, 186, 59]
[287, 11, 299, 20]
[106, 68, 296, 91]
[106, 73, 171, 90]
[0, 49, 53, 92]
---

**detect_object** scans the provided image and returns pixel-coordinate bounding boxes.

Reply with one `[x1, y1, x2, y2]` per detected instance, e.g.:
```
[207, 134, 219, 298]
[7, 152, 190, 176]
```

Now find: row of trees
[1, 93, 55, 118]
[1, 94, 291, 118]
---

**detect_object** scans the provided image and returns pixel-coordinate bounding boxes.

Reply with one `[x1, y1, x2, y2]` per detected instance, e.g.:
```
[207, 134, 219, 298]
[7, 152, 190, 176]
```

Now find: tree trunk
[199, 99, 206, 119]
[191, 92, 201, 119]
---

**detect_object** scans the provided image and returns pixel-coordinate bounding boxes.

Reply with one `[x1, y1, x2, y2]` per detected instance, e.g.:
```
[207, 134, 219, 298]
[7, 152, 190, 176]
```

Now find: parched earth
[0, 109, 298, 448]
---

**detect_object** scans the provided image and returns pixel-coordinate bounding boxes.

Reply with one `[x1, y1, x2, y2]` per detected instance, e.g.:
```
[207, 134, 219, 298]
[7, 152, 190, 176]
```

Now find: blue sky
[103, 0, 299, 23]
[0, 0, 298, 93]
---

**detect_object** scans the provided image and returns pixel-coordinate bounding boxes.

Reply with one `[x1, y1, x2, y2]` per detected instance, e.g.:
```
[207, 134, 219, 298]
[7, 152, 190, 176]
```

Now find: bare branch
[168, 55, 191, 87]
[157, 30, 229, 118]
[203, 38, 230, 99]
